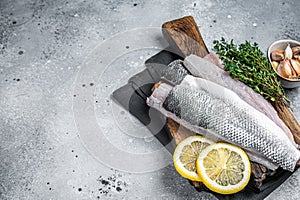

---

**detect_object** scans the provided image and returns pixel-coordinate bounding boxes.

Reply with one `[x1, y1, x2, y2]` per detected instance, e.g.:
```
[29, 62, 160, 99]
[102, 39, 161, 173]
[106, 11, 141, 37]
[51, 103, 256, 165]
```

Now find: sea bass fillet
[161, 54, 298, 148]
[147, 75, 300, 172]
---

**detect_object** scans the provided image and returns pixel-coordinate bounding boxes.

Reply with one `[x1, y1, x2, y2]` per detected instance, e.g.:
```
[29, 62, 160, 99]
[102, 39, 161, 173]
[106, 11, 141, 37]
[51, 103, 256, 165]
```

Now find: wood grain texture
[161, 16, 300, 192]
[162, 16, 209, 58]
[273, 101, 300, 144]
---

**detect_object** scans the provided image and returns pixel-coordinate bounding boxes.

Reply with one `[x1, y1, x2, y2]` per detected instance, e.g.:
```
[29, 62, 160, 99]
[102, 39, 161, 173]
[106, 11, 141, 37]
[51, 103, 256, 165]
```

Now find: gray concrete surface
[1, 0, 300, 199]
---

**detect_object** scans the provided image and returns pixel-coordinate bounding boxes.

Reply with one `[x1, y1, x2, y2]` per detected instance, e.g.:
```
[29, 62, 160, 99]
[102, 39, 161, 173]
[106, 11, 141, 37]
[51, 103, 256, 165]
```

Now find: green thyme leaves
[213, 38, 287, 103]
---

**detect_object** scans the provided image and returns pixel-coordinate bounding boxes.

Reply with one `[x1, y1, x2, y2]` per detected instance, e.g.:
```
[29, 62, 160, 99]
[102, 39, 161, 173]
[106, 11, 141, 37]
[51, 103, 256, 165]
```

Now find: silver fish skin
[162, 60, 189, 85]
[147, 75, 300, 172]
[162, 54, 298, 148]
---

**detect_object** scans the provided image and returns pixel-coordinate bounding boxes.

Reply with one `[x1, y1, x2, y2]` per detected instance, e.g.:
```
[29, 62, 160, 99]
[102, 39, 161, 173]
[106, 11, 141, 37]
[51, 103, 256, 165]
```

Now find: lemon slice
[196, 143, 251, 194]
[173, 135, 215, 181]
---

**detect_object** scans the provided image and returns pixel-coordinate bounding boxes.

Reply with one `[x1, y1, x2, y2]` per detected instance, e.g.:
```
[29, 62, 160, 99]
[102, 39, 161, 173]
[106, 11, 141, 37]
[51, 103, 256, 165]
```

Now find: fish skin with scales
[161, 54, 298, 149]
[147, 75, 300, 172]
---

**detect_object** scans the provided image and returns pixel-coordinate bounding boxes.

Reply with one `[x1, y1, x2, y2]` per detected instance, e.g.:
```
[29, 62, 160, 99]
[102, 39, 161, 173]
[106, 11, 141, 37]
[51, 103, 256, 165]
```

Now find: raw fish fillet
[161, 54, 298, 148]
[147, 75, 300, 172]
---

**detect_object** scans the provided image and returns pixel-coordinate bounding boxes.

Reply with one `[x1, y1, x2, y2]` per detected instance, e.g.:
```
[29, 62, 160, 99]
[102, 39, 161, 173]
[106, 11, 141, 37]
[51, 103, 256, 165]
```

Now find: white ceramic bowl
[267, 39, 300, 88]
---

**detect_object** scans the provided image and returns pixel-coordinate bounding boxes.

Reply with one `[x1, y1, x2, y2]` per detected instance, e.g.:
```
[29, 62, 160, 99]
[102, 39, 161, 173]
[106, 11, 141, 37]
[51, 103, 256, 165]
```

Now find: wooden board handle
[162, 16, 209, 58]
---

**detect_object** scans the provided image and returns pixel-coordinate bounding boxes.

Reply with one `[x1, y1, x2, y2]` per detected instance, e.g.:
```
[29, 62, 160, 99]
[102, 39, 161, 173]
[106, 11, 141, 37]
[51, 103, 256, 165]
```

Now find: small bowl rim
[267, 39, 300, 82]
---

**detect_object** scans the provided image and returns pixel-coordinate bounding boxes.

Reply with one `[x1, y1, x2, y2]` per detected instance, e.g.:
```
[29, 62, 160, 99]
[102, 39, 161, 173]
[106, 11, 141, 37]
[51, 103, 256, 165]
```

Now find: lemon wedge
[173, 135, 215, 181]
[196, 143, 251, 194]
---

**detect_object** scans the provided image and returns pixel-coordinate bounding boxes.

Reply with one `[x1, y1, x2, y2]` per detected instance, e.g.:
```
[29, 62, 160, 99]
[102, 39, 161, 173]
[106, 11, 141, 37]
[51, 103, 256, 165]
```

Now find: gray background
[1, 0, 300, 199]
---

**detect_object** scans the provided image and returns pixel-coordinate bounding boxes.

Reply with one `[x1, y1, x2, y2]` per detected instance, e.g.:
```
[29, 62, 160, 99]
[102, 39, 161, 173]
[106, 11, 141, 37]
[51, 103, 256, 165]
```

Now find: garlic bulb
[270, 43, 300, 80]
[277, 60, 293, 78]
[284, 44, 293, 60]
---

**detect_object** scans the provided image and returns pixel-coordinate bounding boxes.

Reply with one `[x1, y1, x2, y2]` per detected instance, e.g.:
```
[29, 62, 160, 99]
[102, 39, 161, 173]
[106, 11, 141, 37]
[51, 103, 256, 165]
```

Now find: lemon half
[196, 143, 251, 194]
[173, 135, 215, 181]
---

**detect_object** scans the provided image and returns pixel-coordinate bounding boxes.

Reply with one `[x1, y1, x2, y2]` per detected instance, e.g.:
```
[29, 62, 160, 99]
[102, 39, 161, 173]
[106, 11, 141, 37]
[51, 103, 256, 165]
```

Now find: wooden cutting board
[112, 15, 300, 200]
[160, 16, 300, 198]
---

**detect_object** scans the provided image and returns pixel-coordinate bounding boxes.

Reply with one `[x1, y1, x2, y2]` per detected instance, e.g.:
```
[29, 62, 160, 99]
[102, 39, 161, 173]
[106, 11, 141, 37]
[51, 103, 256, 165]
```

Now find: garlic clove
[277, 60, 293, 78]
[271, 50, 285, 61]
[284, 44, 293, 60]
[292, 46, 300, 56]
[290, 64, 298, 77]
[290, 59, 300, 75]
[271, 61, 279, 70]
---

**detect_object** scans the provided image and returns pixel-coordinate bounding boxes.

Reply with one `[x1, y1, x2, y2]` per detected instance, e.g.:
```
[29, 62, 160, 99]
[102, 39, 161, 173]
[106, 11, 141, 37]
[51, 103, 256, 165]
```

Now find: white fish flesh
[147, 75, 300, 172]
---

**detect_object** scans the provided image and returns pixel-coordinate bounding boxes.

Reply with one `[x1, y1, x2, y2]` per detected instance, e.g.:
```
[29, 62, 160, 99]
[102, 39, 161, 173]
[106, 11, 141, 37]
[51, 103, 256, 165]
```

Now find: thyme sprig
[213, 38, 288, 103]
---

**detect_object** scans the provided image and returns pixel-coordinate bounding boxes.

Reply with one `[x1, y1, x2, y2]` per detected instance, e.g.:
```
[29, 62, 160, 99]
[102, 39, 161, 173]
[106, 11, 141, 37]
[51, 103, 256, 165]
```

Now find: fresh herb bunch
[213, 38, 287, 103]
